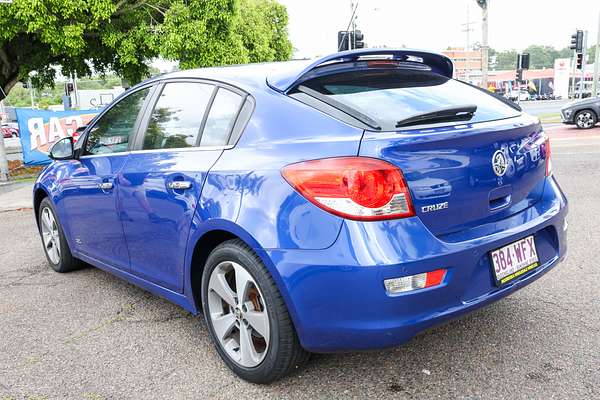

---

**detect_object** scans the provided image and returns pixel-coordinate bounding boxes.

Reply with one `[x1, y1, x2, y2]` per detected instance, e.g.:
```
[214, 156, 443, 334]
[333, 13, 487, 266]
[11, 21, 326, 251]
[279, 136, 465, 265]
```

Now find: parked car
[34, 49, 568, 384]
[561, 97, 600, 129]
[1, 124, 18, 138]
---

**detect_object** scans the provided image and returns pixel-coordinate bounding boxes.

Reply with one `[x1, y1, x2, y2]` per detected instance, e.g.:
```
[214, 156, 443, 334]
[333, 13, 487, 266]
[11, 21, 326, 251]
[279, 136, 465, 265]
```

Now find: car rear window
[297, 69, 521, 130]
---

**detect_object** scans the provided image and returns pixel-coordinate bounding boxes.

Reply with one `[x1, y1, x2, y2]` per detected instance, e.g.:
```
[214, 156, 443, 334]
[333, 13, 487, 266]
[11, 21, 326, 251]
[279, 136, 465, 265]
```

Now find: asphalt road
[1, 137, 599, 399]
[519, 99, 570, 117]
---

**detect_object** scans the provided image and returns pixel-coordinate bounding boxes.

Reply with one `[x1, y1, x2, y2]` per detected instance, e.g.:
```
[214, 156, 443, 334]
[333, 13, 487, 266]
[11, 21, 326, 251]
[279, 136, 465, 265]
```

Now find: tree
[0, 0, 292, 100]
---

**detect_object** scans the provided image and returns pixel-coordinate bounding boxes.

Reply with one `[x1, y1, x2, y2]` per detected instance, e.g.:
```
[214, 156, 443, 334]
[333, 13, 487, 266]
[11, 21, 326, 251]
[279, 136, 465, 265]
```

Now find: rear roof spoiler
[267, 48, 454, 93]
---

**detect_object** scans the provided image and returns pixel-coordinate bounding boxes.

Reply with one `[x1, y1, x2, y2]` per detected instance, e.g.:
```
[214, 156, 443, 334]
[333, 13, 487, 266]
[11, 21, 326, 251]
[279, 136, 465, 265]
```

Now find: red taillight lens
[544, 136, 552, 176]
[281, 157, 415, 221]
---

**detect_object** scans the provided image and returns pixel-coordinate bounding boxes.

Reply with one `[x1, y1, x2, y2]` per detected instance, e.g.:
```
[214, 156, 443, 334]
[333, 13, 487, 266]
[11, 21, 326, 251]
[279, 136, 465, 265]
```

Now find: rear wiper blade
[395, 105, 477, 128]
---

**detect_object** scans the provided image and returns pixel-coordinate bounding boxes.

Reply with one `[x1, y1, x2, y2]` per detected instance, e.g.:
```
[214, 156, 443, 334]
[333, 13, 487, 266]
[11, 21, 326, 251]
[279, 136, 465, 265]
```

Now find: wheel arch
[33, 186, 51, 229]
[185, 221, 304, 338]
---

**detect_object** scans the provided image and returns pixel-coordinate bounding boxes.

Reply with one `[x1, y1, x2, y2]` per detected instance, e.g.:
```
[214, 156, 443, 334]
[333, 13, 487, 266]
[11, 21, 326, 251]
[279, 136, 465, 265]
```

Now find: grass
[538, 112, 561, 124]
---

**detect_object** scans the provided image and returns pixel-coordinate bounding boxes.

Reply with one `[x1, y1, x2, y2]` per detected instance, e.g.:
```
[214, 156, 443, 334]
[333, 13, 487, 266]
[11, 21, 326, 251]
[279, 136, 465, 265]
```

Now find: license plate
[490, 235, 539, 286]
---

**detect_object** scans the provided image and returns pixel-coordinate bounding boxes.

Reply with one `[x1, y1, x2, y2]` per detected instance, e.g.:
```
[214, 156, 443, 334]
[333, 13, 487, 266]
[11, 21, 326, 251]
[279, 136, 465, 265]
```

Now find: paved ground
[0, 182, 33, 212]
[0, 135, 599, 399]
[519, 99, 570, 117]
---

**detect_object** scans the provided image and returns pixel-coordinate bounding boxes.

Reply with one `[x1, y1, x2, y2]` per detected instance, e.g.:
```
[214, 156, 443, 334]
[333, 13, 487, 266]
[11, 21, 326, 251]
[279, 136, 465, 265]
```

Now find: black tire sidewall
[201, 242, 285, 383]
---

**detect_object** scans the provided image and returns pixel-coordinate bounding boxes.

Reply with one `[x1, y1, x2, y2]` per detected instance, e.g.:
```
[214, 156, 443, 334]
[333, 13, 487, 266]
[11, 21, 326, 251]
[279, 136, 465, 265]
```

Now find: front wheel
[575, 109, 597, 129]
[201, 239, 309, 384]
[38, 197, 81, 272]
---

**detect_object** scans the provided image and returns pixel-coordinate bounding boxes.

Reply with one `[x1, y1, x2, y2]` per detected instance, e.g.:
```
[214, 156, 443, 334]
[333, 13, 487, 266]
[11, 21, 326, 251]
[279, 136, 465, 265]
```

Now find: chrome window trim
[78, 144, 233, 159]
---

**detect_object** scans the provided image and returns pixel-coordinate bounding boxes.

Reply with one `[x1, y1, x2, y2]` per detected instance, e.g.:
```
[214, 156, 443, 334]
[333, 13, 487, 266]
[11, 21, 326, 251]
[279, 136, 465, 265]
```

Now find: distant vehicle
[518, 91, 531, 101]
[1, 124, 18, 138]
[561, 97, 600, 129]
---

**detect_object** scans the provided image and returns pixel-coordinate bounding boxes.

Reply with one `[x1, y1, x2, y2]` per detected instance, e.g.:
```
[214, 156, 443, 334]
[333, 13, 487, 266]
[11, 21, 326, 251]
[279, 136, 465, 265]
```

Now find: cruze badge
[492, 150, 508, 177]
[421, 201, 448, 213]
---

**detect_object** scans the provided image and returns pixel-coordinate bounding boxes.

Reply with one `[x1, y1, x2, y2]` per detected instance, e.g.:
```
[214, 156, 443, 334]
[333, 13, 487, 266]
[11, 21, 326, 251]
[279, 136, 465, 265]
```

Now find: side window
[86, 88, 150, 155]
[143, 82, 214, 150]
[200, 88, 243, 147]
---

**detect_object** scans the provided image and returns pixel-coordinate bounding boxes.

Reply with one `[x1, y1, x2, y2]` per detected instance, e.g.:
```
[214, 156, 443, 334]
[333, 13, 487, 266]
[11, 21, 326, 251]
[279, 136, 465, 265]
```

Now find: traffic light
[576, 52, 584, 70]
[516, 53, 530, 70]
[353, 30, 365, 49]
[520, 53, 530, 70]
[65, 82, 74, 96]
[338, 31, 350, 51]
[570, 30, 583, 52]
[515, 69, 523, 83]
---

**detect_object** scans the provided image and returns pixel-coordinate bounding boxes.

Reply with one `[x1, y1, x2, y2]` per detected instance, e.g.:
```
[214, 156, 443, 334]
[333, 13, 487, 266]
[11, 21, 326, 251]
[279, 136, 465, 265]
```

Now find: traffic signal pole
[593, 10, 600, 97]
[580, 31, 588, 99]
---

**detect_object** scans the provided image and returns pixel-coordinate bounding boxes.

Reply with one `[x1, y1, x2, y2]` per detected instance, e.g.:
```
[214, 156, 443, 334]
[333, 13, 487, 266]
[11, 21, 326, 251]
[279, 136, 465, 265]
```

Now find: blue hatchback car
[35, 49, 568, 383]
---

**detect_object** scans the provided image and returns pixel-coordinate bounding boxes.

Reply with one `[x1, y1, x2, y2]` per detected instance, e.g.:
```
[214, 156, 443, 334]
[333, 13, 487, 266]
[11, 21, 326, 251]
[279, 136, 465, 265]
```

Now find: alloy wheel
[41, 207, 61, 264]
[576, 111, 594, 128]
[207, 261, 270, 368]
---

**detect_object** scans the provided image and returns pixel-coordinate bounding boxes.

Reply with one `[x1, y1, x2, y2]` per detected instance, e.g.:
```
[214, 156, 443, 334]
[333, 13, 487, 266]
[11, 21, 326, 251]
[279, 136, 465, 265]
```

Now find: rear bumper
[266, 177, 568, 352]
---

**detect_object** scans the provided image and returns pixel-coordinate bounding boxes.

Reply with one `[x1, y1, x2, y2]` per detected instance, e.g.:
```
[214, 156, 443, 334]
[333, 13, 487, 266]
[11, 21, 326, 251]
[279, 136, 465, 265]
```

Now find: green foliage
[0, 0, 292, 99]
[490, 45, 596, 70]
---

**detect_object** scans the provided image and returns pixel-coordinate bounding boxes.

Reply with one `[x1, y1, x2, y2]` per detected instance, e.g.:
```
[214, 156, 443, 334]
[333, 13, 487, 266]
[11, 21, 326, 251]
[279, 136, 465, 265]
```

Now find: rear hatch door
[288, 59, 549, 237]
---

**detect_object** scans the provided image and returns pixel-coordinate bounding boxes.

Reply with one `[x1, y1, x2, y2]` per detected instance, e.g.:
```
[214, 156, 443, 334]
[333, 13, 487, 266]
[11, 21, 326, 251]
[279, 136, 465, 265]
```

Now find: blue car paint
[34, 48, 567, 353]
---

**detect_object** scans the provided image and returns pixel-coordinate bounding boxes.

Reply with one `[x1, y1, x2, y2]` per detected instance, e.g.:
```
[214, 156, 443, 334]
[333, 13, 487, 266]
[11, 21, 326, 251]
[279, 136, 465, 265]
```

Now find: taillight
[544, 136, 552, 176]
[281, 157, 415, 221]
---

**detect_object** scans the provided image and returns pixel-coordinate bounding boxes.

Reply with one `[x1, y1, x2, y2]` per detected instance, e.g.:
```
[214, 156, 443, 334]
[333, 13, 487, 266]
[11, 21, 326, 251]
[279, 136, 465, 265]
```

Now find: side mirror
[49, 137, 75, 160]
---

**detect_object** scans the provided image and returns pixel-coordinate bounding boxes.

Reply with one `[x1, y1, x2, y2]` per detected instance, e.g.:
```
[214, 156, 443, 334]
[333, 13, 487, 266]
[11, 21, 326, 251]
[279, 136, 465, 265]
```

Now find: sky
[278, 0, 600, 59]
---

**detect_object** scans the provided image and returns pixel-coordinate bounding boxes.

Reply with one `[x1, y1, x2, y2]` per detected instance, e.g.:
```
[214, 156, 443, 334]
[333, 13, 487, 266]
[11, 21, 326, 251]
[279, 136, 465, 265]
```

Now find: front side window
[86, 88, 150, 155]
[200, 88, 243, 147]
[143, 82, 214, 150]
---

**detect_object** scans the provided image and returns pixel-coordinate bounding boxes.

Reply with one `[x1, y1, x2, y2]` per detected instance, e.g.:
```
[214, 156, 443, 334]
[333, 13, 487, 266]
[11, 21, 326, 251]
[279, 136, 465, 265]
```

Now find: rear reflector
[384, 269, 446, 294]
[544, 136, 552, 176]
[281, 157, 415, 221]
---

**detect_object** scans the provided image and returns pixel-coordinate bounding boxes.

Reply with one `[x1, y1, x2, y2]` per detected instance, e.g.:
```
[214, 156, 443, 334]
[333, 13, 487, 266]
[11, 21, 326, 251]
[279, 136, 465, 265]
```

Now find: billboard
[15, 108, 99, 165]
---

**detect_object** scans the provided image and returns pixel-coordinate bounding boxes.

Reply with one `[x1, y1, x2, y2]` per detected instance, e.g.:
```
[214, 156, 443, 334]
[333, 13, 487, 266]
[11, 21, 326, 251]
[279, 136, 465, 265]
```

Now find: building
[442, 47, 482, 82]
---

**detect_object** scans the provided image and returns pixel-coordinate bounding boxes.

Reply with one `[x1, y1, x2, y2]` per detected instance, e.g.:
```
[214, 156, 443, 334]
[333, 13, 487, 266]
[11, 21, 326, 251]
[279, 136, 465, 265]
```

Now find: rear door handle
[98, 182, 114, 190]
[168, 181, 192, 190]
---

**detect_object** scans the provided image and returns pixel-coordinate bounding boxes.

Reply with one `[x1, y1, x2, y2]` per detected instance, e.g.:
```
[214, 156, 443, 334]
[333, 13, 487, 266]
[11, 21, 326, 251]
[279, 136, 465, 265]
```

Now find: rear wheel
[575, 109, 597, 129]
[201, 239, 309, 383]
[38, 197, 81, 273]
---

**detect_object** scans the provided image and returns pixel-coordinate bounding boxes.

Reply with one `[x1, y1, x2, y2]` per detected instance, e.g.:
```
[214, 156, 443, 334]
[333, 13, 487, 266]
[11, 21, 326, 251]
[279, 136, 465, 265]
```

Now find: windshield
[298, 69, 521, 130]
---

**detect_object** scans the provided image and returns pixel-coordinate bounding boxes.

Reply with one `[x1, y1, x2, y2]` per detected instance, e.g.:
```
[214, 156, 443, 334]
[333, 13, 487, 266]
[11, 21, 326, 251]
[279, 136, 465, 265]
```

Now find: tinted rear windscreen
[298, 69, 521, 130]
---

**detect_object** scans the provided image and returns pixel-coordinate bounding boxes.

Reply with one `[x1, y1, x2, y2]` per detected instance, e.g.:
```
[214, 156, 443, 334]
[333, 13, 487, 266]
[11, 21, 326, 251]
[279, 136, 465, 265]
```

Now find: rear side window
[143, 82, 213, 150]
[298, 69, 520, 130]
[200, 88, 243, 147]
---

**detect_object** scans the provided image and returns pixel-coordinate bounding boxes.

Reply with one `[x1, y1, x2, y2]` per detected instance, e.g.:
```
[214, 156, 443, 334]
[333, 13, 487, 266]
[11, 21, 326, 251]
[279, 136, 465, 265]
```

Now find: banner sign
[15, 108, 99, 165]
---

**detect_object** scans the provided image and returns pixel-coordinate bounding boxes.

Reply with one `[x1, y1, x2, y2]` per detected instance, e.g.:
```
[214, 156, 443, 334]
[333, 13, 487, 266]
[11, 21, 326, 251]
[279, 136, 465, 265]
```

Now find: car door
[60, 86, 153, 270]
[118, 80, 245, 291]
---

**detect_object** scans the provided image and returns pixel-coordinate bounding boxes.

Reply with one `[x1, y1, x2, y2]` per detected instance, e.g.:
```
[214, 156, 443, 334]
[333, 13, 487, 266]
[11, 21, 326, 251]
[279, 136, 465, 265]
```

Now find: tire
[38, 197, 81, 273]
[201, 239, 310, 384]
[574, 109, 597, 129]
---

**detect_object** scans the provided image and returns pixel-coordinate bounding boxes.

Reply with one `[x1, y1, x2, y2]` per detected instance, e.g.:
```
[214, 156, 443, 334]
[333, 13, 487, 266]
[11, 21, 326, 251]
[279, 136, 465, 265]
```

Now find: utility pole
[593, 10, 600, 97]
[478, 0, 490, 89]
[461, 4, 477, 83]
